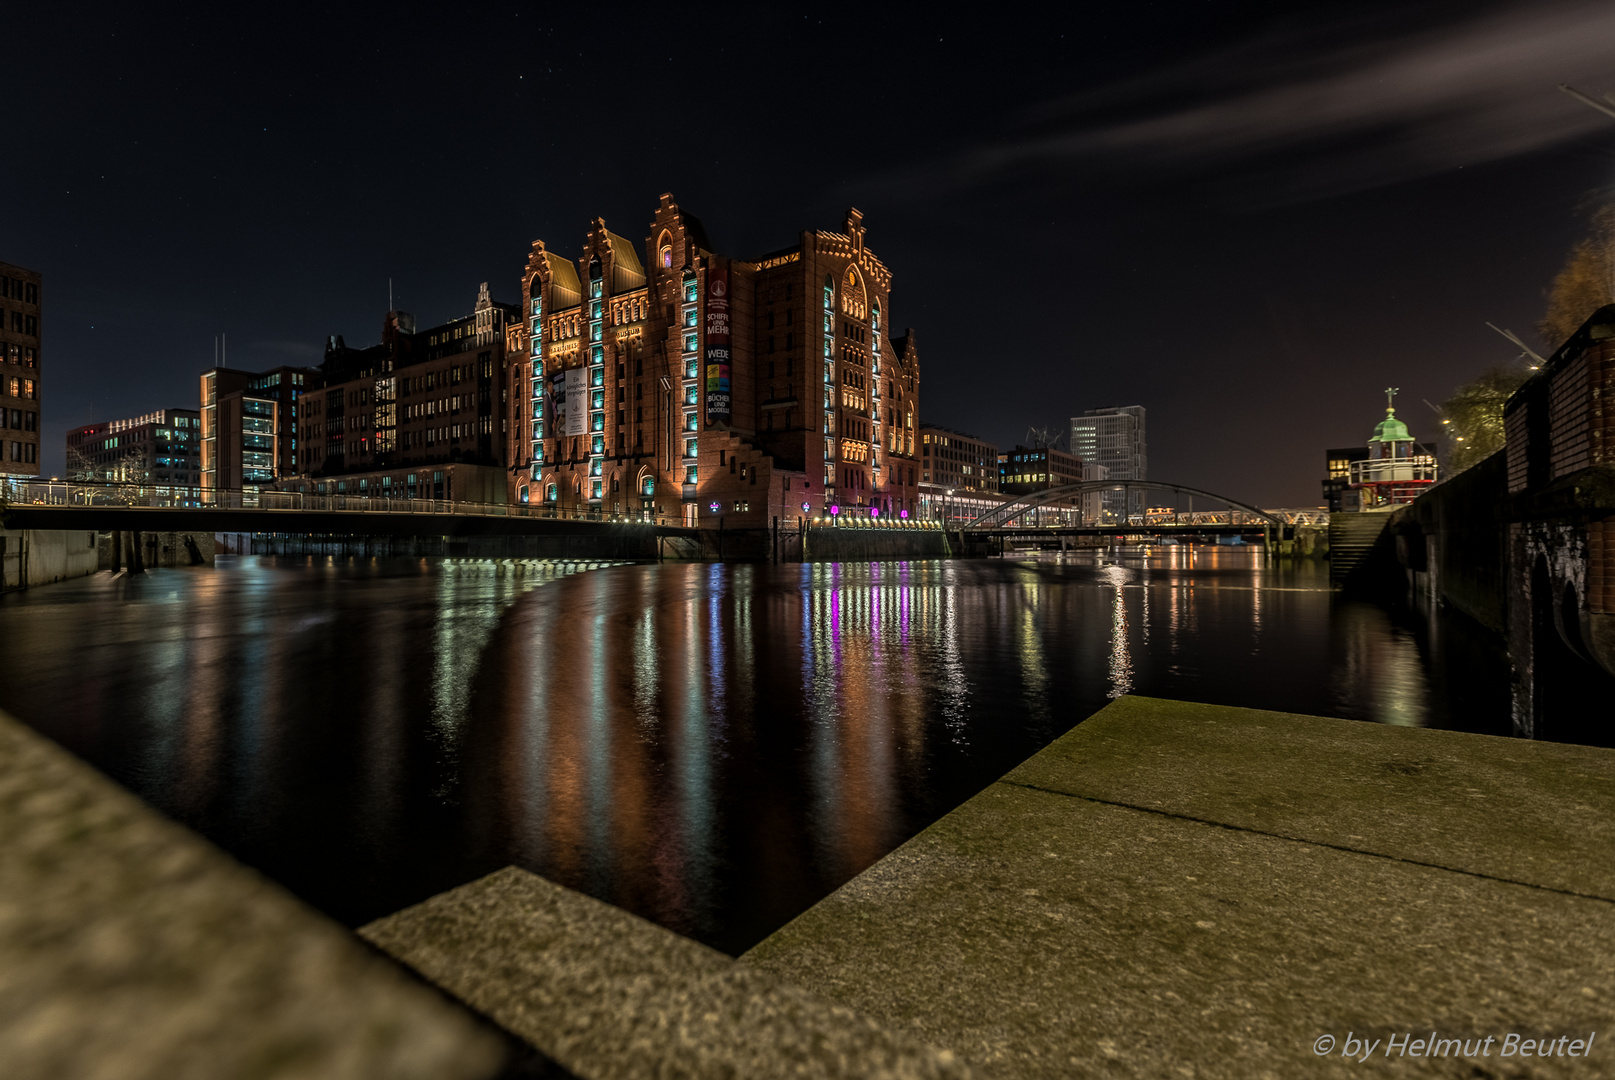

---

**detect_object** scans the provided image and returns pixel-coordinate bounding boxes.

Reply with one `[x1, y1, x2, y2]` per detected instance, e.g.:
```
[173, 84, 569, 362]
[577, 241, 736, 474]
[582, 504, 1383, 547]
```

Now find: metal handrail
[1348, 459, 1437, 485]
[0, 479, 684, 527]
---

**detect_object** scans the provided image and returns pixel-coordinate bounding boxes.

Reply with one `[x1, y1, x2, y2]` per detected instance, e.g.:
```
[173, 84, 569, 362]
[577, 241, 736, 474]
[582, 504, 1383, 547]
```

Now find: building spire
[1384, 385, 1400, 413]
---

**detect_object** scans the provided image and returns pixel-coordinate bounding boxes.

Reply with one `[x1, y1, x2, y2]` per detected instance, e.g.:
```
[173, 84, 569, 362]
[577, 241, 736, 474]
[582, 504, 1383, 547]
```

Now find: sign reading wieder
[704, 263, 731, 427]
[564, 366, 587, 437]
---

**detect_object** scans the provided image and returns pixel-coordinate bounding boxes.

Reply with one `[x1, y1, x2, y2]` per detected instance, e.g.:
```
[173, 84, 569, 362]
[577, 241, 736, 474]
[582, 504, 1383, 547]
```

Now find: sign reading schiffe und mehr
[704, 263, 731, 427]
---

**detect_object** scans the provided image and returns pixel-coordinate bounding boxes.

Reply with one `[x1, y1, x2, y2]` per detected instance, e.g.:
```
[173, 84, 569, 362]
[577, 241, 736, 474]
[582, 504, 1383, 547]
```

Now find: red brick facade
[508, 196, 921, 530]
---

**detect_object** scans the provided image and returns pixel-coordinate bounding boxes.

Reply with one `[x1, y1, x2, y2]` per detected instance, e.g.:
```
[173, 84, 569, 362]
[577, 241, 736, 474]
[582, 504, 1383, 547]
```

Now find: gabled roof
[546, 252, 583, 310]
[607, 231, 646, 292]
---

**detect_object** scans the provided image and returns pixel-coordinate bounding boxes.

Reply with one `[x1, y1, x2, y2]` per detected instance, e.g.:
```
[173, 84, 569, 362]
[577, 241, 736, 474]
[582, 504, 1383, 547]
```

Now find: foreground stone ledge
[0, 708, 504, 1080]
[360, 865, 971, 1080]
[744, 696, 1615, 1079]
[1003, 694, 1615, 898]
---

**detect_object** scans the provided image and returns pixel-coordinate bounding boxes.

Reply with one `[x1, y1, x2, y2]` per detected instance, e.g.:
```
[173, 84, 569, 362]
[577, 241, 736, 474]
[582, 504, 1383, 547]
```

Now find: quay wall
[1394, 450, 1508, 631]
[222, 531, 660, 561]
[0, 529, 100, 591]
[803, 526, 948, 562]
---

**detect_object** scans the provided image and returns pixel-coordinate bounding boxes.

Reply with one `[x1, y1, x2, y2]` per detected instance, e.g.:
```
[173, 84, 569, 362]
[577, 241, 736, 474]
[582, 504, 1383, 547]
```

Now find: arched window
[545, 483, 557, 502]
[529, 276, 543, 316]
[823, 273, 834, 311]
[658, 231, 673, 269]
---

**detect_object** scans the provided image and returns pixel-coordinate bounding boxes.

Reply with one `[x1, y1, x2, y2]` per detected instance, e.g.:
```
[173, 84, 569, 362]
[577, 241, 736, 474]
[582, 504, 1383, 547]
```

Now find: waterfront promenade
[4, 696, 1611, 1077]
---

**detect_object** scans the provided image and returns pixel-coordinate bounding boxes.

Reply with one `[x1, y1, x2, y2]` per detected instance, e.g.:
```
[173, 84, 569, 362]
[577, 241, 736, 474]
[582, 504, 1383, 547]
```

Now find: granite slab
[0, 707, 505, 1080]
[1003, 695, 1615, 899]
[744, 696, 1615, 1079]
[361, 865, 971, 1080]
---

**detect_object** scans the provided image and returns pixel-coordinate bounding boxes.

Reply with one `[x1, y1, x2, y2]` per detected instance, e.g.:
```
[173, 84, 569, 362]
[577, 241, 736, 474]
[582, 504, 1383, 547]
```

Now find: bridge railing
[0, 479, 687, 528]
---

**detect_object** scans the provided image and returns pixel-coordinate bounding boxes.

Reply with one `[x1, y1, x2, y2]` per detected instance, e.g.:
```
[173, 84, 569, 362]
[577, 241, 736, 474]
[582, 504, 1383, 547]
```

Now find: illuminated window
[661, 245, 672, 268]
[685, 465, 698, 483]
[684, 334, 698, 354]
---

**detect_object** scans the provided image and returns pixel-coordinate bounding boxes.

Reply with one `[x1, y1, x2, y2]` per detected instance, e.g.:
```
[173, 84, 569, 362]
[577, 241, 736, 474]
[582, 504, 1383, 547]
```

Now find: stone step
[361, 867, 970, 1080]
[0, 707, 505, 1080]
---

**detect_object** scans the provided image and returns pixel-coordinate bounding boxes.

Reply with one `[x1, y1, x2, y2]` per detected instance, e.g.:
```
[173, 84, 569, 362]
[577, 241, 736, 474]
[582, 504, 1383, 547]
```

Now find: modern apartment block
[1071, 405, 1147, 519]
[0, 261, 42, 478]
[67, 409, 201, 487]
[512, 195, 921, 527]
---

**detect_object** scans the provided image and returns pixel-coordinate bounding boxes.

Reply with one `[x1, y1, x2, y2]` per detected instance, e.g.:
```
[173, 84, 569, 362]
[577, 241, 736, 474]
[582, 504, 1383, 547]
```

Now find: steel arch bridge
[960, 480, 1283, 531]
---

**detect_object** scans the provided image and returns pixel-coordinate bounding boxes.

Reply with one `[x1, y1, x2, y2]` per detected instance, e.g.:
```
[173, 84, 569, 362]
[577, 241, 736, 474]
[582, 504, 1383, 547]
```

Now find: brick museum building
[509, 195, 921, 528]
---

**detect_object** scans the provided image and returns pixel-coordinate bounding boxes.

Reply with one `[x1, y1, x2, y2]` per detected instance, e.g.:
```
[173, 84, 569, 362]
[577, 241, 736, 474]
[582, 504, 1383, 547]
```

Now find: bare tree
[67, 441, 151, 501]
[1539, 203, 1615, 349]
[1439, 365, 1531, 474]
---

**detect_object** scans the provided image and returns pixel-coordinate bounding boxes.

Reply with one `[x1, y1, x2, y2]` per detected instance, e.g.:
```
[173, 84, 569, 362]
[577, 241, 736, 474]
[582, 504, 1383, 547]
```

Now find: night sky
[12, 1, 1615, 506]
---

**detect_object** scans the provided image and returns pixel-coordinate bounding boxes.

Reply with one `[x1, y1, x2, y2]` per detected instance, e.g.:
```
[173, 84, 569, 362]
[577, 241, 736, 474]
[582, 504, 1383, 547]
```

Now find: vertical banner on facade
[564, 366, 588, 437]
[704, 262, 731, 427]
[550, 370, 568, 439]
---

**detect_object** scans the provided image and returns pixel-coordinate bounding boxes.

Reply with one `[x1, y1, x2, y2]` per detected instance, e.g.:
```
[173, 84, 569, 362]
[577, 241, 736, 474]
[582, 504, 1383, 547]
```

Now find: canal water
[0, 549, 1512, 955]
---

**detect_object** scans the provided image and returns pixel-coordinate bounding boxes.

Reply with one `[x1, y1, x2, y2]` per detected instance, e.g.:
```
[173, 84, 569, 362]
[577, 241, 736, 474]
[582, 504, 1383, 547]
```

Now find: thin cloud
[899, 1, 1615, 201]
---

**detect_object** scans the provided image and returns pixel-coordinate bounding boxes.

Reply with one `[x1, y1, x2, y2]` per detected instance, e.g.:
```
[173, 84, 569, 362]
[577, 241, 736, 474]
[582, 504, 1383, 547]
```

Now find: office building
[1071, 405, 1146, 519]
[998, 445, 1086, 495]
[67, 409, 201, 488]
[199, 366, 316, 495]
[0, 261, 42, 478]
[918, 425, 1004, 522]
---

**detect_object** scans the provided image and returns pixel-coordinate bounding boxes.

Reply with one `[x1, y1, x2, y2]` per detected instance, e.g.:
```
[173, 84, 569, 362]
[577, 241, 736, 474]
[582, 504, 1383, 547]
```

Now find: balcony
[1349, 457, 1437, 486]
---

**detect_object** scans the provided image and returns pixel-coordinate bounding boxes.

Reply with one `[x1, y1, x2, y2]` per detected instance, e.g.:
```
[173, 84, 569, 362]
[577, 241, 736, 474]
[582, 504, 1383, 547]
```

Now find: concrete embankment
[362, 695, 1615, 1078]
[0, 528, 99, 590]
[1390, 450, 1508, 629]
[0, 707, 506, 1079]
[14, 690, 1611, 1077]
[745, 695, 1615, 1078]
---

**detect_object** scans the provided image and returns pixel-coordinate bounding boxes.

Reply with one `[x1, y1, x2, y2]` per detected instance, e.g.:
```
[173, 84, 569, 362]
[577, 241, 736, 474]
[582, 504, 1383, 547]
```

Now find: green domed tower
[1369, 388, 1414, 460]
[1350, 387, 1437, 507]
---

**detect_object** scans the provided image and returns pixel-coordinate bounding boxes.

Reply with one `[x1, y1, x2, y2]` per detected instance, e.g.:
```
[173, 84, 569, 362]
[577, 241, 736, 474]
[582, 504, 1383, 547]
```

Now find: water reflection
[0, 548, 1514, 957]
